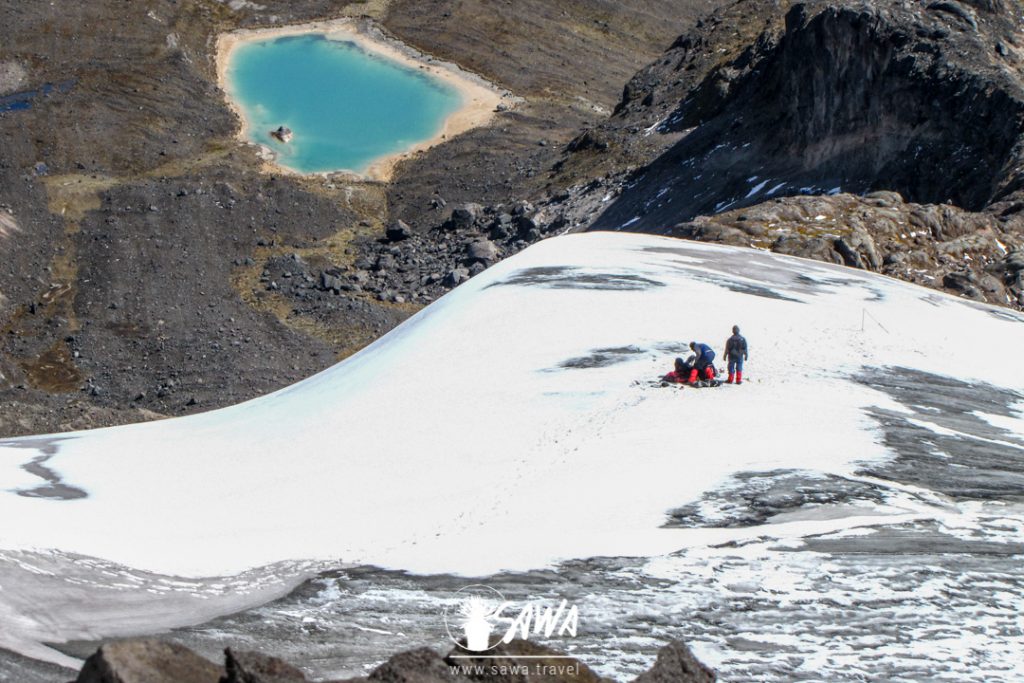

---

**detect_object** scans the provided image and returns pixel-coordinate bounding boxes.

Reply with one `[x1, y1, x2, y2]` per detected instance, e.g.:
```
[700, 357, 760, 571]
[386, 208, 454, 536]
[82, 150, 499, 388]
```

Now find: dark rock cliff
[505, 0, 1024, 308]
[588, 0, 1024, 229]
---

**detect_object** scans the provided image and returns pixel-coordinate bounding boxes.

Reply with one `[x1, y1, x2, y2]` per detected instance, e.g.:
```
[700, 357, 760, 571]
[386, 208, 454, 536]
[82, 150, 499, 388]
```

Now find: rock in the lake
[270, 126, 293, 143]
[75, 639, 221, 683]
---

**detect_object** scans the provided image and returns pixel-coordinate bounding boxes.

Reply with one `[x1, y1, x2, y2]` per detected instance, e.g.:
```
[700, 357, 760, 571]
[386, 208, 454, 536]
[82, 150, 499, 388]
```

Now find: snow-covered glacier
[2, 233, 1023, 681]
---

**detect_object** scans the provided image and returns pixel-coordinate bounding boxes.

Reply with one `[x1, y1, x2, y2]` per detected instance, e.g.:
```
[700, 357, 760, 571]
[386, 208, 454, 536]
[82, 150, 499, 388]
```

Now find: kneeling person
[688, 341, 716, 383]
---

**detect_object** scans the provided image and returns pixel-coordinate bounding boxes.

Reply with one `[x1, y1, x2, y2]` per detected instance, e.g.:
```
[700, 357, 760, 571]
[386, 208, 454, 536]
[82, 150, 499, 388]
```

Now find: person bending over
[688, 342, 716, 383]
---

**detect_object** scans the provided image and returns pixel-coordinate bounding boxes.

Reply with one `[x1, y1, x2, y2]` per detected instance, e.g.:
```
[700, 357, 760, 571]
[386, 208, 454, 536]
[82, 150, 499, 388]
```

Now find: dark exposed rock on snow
[70, 639, 713, 683]
[666, 469, 887, 528]
[854, 366, 1024, 500]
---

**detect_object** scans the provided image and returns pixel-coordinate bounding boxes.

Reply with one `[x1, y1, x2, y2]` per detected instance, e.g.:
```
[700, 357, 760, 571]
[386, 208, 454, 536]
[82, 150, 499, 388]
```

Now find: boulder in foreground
[74, 639, 222, 683]
[71, 638, 714, 683]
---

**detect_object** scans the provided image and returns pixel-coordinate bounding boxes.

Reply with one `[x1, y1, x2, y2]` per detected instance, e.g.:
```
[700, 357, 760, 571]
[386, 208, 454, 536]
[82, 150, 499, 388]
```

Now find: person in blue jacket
[687, 341, 716, 383]
[723, 325, 748, 384]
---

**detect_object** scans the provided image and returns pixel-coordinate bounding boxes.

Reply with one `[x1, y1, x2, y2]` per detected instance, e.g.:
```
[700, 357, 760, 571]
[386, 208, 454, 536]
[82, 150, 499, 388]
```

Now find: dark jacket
[692, 343, 715, 368]
[725, 334, 748, 360]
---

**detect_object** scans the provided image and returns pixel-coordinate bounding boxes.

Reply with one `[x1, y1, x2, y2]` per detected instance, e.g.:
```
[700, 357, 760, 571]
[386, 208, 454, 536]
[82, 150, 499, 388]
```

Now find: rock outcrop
[221, 647, 309, 683]
[74, 639, 222, 683]
[670, 191, 1024, 307]
[632, 640, 715, 683]
[70, 639, 714, 683]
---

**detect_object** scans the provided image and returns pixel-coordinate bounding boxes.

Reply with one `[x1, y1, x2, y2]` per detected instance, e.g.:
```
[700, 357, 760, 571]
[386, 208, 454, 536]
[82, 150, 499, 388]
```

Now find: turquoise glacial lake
[227, 34, 463, 174]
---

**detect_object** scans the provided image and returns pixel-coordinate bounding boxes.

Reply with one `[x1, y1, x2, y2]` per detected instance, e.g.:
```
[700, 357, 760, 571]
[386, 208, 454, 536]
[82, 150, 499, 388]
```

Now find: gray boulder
[943, 270, 983, 299]
[443, 268, 470, 287]
[368, 647, 459, 683]
[515, 214, 539, 238]
[449, 204, 483, 230]
[466, 240, 499, 264]
[320, 271, 345, 293]
[631, 640, 715, 683]
[75, 639, 221, 683]
[444, 640, 608, 683]
[387, 220, 413, 242]
[221, 647, 308, 683]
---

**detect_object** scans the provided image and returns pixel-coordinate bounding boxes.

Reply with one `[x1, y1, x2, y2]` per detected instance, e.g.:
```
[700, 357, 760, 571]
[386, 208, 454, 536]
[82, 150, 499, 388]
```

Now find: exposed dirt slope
[0, 0, 723, 437]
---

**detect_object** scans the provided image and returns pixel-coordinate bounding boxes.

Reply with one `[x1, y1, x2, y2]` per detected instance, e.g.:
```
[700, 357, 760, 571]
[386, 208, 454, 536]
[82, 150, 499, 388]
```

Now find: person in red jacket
[662, 357, 693, 384]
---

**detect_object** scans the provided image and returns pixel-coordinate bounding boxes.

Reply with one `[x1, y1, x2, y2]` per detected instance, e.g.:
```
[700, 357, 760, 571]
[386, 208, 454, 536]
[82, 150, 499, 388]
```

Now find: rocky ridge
[672, 191, 1024, 306]
[495, 0, 1024, 309]
[587, 0, 1024, 220]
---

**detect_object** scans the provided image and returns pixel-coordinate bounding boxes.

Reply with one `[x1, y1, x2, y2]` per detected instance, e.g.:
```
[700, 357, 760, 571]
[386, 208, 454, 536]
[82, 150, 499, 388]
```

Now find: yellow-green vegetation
[19, 341, 83, 393]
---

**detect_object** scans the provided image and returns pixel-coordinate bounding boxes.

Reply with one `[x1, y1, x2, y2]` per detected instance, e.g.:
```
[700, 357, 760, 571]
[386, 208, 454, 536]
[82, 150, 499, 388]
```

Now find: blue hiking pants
[728, 356, 744, 374]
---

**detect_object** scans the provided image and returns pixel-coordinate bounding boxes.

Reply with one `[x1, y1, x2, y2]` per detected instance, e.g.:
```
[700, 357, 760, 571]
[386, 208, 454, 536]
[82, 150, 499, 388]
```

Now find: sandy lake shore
[215, 18, 511, 182]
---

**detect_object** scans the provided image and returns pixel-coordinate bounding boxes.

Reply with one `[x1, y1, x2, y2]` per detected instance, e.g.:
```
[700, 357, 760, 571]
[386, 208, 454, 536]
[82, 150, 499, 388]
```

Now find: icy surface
[1, 233, 1023, 679]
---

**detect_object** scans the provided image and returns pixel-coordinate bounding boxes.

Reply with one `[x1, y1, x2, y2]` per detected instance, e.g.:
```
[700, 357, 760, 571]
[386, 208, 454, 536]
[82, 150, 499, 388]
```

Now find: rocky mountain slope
[0, 0, 718, 437]
[2, 234, 1023, 681]
[1, 0, 1022, 431]
[549, 0, 1024, 307]
[338, 0, 1024, 321]
[590, 0, 1024, 219]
